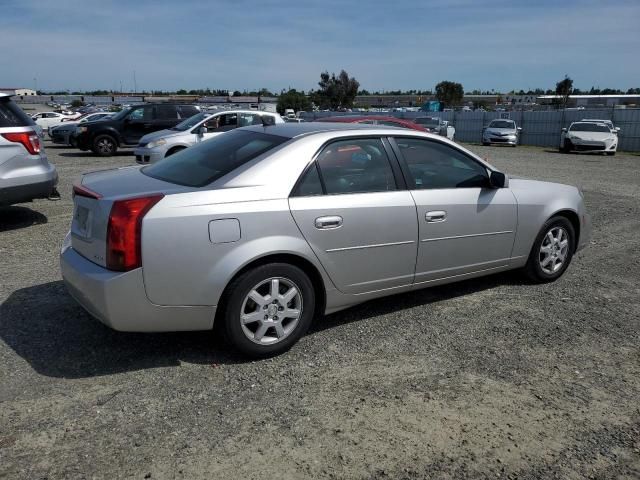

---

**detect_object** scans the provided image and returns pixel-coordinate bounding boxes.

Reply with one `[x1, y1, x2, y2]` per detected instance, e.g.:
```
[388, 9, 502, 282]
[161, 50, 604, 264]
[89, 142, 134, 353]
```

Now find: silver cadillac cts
[61, 123, 591, 357]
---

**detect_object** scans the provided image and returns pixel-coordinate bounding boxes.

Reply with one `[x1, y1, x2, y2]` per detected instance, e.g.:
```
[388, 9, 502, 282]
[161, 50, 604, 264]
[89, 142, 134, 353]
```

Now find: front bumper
[60, 244, 215, 332]
[577, 212, 592, 252]
[484, 136, 517, 145]
[134, 147, 165, 164]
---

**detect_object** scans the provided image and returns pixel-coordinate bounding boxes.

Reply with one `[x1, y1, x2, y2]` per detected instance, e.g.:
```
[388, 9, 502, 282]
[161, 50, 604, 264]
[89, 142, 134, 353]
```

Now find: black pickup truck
[73, 104, 200, 156]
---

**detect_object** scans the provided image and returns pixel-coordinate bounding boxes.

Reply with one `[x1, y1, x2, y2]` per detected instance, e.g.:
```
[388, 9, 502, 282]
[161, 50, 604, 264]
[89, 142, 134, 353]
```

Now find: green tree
[434, 81, 464, 107]
[276, 89, 311, 115]
[555, 75, 573, 107]
[314, 70, 360, 109]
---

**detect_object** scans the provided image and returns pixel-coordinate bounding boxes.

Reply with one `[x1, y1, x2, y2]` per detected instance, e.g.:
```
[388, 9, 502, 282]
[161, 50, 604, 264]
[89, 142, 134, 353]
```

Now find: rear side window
[179, 105, 200, 118]
[155, 105, 179, 120]
[143, 130, 288, 187]
[0, 99, 35, 128]
[315, 138, 397, 194]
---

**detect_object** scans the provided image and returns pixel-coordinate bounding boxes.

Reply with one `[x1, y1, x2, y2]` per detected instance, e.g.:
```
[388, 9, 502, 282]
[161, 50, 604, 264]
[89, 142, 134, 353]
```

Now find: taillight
[73, 184, 102, 199]
[1, 131, 41, 154]
[106, 194, 163, 271]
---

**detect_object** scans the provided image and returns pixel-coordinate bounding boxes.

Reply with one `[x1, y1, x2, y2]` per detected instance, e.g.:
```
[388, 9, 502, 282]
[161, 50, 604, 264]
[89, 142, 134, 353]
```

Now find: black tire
[482, 141, 490, 146]
[523, 216, 576, 283]
[92, 135, 117, 156]
[69, 137, 77, 147]
[221, 263, 315, 357]
[606, 151, 615, 156]
[561, 140, 572, 154]
[165, 146, 186, 157]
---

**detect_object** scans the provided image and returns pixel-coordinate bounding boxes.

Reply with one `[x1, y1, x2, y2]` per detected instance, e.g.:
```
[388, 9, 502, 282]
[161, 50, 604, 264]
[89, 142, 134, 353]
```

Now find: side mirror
[615, 127, 621, 132]
[198, 126, 208, 135]
[489, 170, 507, 188]
[561, 127, 567, 133]
[517, 127, 522, 131]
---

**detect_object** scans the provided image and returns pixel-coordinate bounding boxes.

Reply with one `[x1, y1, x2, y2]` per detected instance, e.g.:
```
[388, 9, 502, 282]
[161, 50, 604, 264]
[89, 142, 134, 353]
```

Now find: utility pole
[133, 71, 138, 94]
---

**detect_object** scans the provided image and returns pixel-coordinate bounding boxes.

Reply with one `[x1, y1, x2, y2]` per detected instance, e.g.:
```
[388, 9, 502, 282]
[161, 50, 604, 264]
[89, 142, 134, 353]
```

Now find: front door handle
[425, 210, 447, 223]
[315, 215, 343, 230]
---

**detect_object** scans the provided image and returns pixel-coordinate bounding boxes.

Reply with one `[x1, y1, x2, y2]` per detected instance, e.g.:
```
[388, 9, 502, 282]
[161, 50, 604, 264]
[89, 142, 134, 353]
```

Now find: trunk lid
[70, 165, 190, 267]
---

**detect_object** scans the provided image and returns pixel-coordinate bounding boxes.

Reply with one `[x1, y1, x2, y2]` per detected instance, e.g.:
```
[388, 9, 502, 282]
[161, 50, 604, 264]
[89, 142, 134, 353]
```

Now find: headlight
[147, 138, 167, 149]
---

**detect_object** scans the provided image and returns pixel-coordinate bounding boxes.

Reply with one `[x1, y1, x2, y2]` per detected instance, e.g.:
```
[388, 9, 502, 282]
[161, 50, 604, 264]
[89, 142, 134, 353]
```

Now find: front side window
[143, 130, 288, 187]
[315, 138, 397, 194]
[395, 138, 489, 189]
[128, 107, 145, 121]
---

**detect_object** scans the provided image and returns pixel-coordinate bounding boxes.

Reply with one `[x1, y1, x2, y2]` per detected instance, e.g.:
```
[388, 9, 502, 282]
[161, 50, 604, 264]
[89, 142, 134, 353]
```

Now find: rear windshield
[570, 123, 610, 132]
[143, 129, 289, 187]
[0, 98, 36, 128]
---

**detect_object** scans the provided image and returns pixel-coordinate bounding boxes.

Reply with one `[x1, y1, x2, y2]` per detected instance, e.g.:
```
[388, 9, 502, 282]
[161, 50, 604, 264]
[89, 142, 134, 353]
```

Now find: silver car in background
[61, 123, 590, 357]
[1, 93, 58, 206]
[482, 119, 522, 146]
[134, 110, 284, 164]
[413, 116, 455, 140]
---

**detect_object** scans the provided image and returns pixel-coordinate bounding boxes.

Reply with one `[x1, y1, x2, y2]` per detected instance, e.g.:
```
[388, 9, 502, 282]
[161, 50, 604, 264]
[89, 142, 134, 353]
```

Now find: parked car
[49, 112, 115, 146]
[31, 111, 73, 129]
[61, 123, 590, 357]
[560, 122, 618, 155]
[482, 119, 522, 146]
[73, 104, 200, 156]
[413, 117, 455, 140]
[0, 93, 58, 206]
[134, 110, 284, 164]
[581, 118, 620, 135]
[318, 115, 428, 132]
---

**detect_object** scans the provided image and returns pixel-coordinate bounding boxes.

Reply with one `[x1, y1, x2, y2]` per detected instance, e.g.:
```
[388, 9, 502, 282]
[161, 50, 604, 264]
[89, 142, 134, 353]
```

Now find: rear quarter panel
[141, 192, 332, 306]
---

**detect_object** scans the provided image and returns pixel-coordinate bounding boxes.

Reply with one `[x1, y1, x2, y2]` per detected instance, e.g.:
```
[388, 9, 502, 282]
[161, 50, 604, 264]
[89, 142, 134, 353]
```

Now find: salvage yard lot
[1, 142, 639, 479]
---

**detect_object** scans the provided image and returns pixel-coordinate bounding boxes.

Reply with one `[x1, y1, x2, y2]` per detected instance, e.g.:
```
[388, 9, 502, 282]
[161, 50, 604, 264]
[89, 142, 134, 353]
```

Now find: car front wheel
[92, 135, 118, 156]
[221, 263, 315, 357]
[523, 216, 576, 283]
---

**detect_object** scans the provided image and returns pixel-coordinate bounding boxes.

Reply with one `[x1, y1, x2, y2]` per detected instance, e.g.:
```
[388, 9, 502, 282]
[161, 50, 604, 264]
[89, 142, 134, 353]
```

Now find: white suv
[0, 94, 58, 206]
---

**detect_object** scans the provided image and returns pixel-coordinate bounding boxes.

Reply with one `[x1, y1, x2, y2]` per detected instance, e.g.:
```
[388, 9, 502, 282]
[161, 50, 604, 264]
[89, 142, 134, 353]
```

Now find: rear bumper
[60, 243, 215, 332]
[0, 162, 58, 206]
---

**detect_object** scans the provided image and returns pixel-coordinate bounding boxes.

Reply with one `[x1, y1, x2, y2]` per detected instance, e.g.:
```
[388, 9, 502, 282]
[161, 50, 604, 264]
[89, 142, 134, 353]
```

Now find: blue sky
[1, 0, 639, 93]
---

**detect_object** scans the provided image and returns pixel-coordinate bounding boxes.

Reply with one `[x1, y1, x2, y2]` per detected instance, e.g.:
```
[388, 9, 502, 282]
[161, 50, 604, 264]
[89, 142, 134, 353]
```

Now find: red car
[317, 115, 428, 132]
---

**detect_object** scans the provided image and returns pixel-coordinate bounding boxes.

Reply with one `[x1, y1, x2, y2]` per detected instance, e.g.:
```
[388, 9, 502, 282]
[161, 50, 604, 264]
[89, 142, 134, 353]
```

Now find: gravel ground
[1, 141, 639, 479]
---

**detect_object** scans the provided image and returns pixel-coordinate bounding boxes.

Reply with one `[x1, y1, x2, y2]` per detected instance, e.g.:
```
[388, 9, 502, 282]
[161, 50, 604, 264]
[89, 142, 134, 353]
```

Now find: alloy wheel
[539, 226, 569, 274]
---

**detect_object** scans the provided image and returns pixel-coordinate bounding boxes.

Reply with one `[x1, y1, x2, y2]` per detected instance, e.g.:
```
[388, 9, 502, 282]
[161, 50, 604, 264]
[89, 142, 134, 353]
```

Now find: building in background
[0, 87, 37, 96]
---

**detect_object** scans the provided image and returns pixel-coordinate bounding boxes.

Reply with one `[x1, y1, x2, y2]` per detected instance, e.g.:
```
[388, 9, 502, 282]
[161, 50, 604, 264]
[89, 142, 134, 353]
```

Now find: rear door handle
[425, 210, 446, 222]
[315, 215, 343, 229]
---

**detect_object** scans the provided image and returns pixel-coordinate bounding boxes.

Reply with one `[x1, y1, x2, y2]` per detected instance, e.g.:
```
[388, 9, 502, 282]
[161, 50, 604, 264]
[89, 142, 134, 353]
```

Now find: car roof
[320, 115, 413, 123]
[0, 92, 13, 99]
[241, 121, 402, 139]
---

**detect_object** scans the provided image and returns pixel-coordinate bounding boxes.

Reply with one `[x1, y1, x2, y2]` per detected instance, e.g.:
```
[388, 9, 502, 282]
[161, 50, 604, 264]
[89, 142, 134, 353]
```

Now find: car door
[122, 105, 153, 144]
[289, 137, 418, 295]
[391, 137, 517, 284]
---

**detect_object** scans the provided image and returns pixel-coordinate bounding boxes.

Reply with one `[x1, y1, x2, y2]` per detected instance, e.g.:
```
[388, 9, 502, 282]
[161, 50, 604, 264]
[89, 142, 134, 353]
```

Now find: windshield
[415, 118, 440, 127]
[488, 120, 515, 129]
[171, 112, 208, 131]
[143, 130, 289, 187]
[570, 123, 611, 132]
[111, 107, 133, 121]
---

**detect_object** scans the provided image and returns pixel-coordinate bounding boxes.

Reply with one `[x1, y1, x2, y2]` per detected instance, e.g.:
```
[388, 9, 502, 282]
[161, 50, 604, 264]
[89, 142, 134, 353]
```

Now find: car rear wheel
[523, 216, 575, 283]
[221, 263, 315, 357]
[92, 135, 117, 156]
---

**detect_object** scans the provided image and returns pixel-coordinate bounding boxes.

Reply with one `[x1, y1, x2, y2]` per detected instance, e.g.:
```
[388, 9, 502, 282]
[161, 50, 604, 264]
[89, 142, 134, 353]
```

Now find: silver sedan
[61, 123, 590, 357]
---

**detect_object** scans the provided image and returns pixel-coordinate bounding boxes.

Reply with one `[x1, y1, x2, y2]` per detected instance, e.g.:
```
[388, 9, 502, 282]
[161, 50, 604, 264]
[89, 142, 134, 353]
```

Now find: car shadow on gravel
[59, 151, 133, 158]
[312, 270, 524, 335]
[0, 272, 525, 379]
[0, 281, 244, 378]
[0, 206, 48, 232]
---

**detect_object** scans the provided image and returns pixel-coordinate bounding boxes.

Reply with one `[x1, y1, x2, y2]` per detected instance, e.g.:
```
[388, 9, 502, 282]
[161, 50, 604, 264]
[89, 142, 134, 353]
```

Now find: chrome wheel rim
[240, 277, 303, 345]
[539, 226, 569, 274]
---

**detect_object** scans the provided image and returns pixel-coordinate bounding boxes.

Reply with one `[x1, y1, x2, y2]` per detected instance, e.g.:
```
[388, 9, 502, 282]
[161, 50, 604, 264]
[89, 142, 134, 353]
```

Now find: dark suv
[73, 104, 200, 156]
